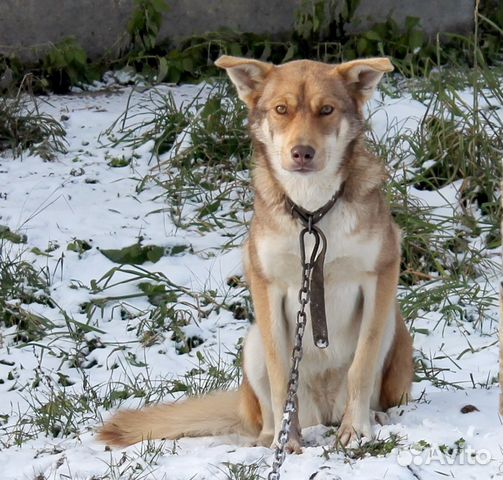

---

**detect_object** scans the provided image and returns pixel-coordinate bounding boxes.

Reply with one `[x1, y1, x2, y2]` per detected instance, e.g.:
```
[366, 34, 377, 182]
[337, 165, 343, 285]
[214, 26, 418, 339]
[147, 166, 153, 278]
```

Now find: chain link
[267, 226, 319, 480]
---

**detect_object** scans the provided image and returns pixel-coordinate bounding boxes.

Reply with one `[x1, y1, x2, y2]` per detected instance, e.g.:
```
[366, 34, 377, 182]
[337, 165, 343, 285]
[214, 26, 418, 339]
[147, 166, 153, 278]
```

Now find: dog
[98, 55, 413, 450]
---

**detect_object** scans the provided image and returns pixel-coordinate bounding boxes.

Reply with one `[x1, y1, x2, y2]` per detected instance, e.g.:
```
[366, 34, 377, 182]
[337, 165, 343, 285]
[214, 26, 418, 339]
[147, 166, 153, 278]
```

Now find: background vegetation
[0, 0, 502, 92]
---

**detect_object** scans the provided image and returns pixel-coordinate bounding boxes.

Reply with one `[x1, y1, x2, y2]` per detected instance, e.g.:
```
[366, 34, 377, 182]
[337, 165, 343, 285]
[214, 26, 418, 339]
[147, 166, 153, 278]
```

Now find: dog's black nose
[291, 145, 316, 166]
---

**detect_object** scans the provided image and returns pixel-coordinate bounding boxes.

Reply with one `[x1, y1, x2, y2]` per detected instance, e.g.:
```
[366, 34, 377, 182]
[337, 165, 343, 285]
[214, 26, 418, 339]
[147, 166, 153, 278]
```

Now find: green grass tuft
[0, 79, 67, 160]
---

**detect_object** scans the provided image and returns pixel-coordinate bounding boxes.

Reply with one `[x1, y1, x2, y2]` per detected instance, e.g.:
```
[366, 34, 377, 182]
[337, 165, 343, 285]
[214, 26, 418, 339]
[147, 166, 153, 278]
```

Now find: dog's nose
[291, 145, 316, 166]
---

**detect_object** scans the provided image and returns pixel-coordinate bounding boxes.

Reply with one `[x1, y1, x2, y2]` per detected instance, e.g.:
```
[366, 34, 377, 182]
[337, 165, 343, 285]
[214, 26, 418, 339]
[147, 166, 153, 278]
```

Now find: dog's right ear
[337, 58, 394, 104]
[215, 56, 274, 107]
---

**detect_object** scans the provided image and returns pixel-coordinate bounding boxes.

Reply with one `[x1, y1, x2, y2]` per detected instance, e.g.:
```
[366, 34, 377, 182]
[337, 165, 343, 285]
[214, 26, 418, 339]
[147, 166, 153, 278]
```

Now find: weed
[67, 238, 93, 256]
[108, 155, 132, 168]
[126, 0, 171, 83]
[0, 225, 27, 244]
[42, 38, 97, 93]
[103, 82, 252, 234]
[409, 71, 503, 231]
[0, 79, 67, 160]
[2, 0, 503, 93]
[0, 240, 54, 343]
[219, 461, 264, 480]
[367, 50, 502, 314]
[102, 87, 192, 161]
[27, 386, 92, 438]
[128, 0, 169, 55]
[1, 366, 101, 447]
[324, 432, 403, 460]
[294, 0, 360, 52]
[156, 85, 251, 232]
[100, 243, 165, 264]
[401, 278, 497, 333]
[99, 371, 170, 411]
[100, 439, 172, 480]
[178, 350, 241, 397]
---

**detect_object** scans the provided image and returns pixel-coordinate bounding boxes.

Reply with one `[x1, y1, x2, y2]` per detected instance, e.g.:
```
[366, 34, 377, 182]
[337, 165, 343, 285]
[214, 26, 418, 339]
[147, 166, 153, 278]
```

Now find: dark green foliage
[67, 239, 92, 255]
[41, 38, 98, 93]
[107, 155, 131, 167]
[152, 0, 503, 81]
[126, 0, 171, 81]
[138, 282, 178, 305]
[0, 226, 27, 244]
[478, 0, 503, 61]
[2, 0, 503, 93]
[293, 0, 360, 58]
[355, 16, 434, 76]
[100, 243, 165, 264]
[128, 0, 169, 54]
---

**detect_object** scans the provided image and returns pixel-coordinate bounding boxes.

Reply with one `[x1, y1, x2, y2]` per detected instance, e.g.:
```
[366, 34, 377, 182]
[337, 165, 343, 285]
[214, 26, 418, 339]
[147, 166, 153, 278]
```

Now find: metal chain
[268, 225, 320, 480]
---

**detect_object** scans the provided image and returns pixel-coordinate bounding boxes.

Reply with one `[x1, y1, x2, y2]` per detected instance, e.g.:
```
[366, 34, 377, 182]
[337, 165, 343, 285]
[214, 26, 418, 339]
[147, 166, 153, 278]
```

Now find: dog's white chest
[257, 203, 381, 284]
[256, 203, 382, 368]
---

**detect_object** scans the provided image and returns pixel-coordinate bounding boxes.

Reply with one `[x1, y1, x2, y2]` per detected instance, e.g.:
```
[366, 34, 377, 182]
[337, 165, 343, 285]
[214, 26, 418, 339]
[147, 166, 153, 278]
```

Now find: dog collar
[284, 182, 345, 228]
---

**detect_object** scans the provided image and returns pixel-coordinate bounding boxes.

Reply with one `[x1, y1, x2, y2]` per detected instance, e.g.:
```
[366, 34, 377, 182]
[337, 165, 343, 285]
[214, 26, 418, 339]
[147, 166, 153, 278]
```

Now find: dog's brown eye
[320, 105, 334, 116]
[275, 105, 288, 115]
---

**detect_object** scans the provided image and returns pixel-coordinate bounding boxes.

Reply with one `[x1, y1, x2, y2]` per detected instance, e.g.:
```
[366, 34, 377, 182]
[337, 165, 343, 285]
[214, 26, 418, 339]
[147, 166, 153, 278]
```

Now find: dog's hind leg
[379, 308, 413, 410]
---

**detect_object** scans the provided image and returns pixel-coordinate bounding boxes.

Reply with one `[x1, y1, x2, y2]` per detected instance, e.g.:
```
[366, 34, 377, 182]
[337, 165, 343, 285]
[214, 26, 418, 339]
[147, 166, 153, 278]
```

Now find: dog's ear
[215, 55, 274, 107]
[337, 58, 393, 103]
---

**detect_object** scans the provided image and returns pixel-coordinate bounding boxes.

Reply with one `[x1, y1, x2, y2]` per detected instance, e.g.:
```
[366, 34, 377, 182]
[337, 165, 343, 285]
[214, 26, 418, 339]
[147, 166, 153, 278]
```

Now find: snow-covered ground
[0, 82, 502, 479]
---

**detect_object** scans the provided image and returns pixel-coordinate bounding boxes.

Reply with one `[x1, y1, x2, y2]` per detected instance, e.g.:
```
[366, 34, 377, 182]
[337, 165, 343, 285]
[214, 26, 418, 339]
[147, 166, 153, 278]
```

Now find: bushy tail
[98, 386, 260, 447]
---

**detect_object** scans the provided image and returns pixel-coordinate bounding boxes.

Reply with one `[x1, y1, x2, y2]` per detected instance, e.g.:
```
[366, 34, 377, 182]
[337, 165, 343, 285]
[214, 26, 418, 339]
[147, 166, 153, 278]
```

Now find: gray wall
[0, 0, 474, 61]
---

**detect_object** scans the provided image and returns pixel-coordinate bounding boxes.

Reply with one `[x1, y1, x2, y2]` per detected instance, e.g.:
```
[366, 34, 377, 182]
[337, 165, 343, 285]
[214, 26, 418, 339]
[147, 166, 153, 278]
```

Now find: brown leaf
[460, 404, 480, 414]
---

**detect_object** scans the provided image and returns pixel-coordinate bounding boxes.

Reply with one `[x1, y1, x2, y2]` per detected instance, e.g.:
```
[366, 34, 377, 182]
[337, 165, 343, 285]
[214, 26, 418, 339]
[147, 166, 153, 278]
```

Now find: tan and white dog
[98, 56, 413, 450]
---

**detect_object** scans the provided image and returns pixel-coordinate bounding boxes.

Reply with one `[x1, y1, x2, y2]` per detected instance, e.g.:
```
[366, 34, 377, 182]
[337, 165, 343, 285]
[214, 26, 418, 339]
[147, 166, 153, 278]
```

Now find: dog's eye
[275, 105, 288, 115]
[320, 105, 334, 116]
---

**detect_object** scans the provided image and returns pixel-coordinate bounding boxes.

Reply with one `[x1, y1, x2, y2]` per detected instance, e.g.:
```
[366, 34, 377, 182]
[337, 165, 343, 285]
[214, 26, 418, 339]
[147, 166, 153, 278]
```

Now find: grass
[325, 432, 404, 461]
[364, 61, 502, 348]
[218, 461, 265, 480]
[103, 81, 252, 236]
[0, 77, 67, 160]
[0, 239, 55, 343]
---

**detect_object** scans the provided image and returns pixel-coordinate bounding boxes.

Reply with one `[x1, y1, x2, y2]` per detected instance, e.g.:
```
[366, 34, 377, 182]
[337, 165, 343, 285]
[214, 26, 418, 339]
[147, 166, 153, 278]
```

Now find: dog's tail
[97, 380, 262, 447]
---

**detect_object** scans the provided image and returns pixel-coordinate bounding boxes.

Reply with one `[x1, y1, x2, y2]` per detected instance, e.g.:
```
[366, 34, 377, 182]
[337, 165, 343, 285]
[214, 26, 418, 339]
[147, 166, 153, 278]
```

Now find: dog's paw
[268, 437, 303, 454]
[336, 417, 373, 447]
[268, 426, 303, 454]
[285, 437, 303, 454]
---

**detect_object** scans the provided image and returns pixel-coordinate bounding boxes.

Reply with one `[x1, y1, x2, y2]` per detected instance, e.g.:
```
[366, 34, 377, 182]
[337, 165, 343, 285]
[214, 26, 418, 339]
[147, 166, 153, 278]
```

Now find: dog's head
[216, 56, 392, 197]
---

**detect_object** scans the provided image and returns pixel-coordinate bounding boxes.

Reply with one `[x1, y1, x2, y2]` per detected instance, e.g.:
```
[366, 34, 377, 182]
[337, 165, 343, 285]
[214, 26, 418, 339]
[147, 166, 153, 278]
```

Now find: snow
[0, 82, 502, 479]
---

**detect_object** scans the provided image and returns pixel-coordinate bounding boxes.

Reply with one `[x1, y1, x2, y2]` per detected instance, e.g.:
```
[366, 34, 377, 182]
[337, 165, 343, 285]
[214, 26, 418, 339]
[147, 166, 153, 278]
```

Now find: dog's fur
[98, 56, 413, 449]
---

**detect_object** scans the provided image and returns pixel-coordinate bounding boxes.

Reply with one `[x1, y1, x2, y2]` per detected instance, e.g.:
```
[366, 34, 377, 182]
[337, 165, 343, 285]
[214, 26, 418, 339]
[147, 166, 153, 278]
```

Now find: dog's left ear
[337, 58, 394, 103]
[215, 55, 274, 107]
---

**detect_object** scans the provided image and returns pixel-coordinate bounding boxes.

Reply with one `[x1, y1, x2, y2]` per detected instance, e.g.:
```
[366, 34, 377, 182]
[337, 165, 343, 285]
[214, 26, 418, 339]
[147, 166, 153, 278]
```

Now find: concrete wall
[0, 0, 474, 61]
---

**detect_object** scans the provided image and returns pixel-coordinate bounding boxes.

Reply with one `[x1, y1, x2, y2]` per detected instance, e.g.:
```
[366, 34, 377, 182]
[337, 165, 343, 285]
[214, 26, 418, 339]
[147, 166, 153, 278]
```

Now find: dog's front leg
[247, 264, 302, 452]
[338, 259, 399, 446]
